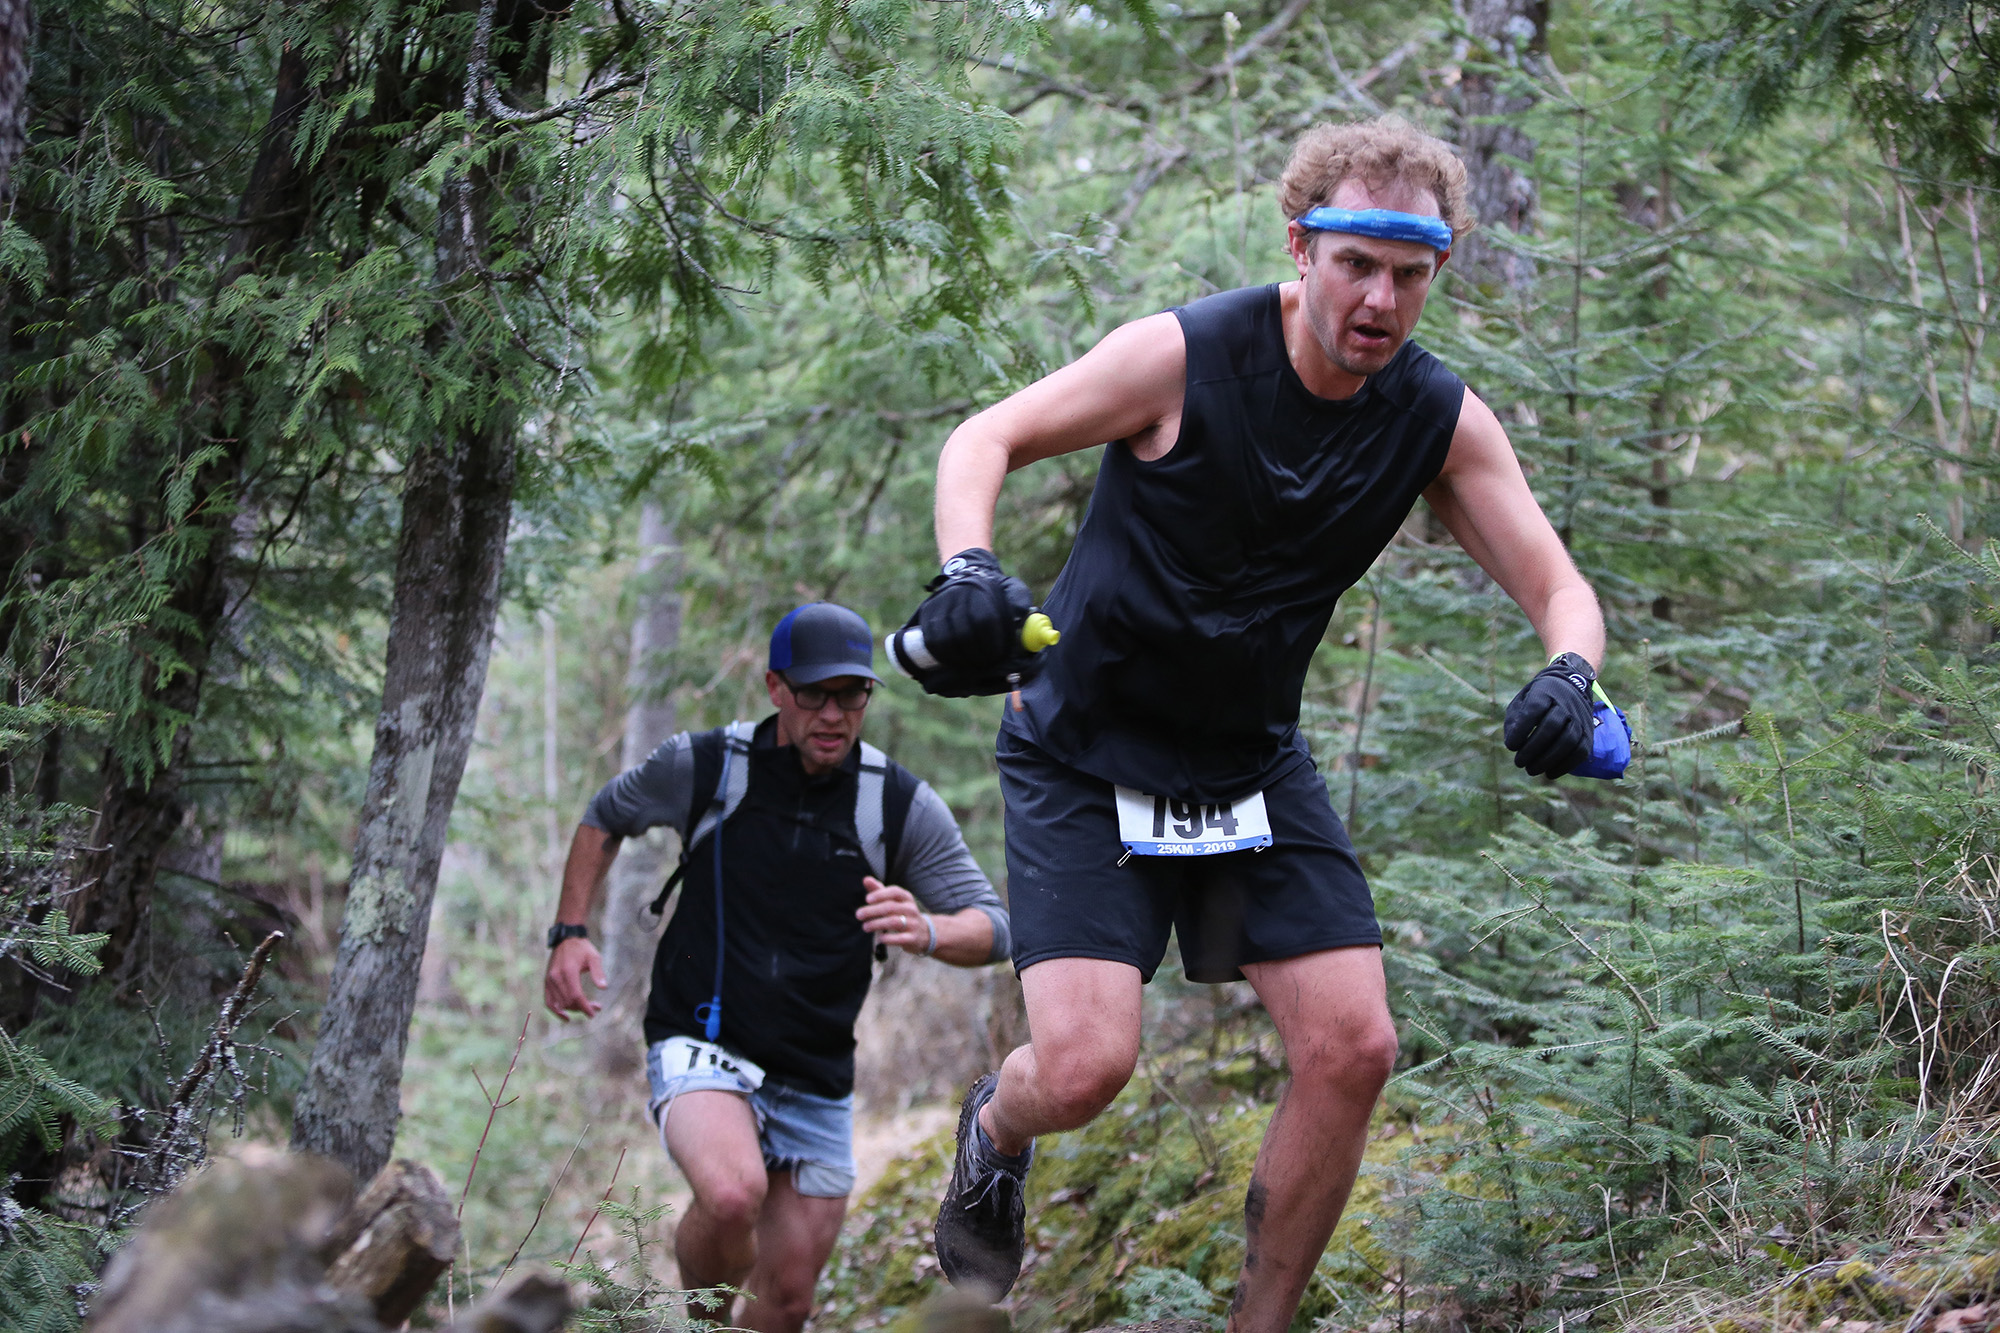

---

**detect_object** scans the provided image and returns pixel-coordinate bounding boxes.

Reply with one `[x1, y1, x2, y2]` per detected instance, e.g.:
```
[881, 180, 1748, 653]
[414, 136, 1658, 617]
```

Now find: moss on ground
[1619, 1242, 2000, 1333]
[817, 1060, 1435, 1333]
[818, 1063, 2000, 1333]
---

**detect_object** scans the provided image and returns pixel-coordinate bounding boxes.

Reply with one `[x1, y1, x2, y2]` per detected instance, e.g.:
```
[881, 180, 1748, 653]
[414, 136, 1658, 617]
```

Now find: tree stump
[322, 1158, 459, 1325]
[84, 1146, 573, 1332]
[86, 1145, 373, 1333]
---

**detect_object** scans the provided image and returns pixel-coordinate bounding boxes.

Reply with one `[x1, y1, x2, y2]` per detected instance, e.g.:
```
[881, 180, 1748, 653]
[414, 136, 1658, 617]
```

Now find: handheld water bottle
[1575, 682, 1633, 780]
[885, 613, 1060, 678]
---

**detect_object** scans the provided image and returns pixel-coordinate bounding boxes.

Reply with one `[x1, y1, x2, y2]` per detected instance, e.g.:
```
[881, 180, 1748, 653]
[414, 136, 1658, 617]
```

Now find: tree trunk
[1454, 0, 1546, 289]
[541, 607, 562, 871]
[290, 407, 519, 1181]
[589, 500, 680, 1078]
[1648, 96, 1676, 621]
[292, 4, 551, 1171]
[72, 459, 242, 988]
[321, 1159, 459, 1326]
[0, 0, 29, 201]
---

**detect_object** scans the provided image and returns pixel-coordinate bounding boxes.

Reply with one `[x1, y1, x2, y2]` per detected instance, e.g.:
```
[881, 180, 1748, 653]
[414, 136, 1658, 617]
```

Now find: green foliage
[1123, 1266, 1224, 1323]
[0, 803, 115, 1328]
[0, 0, 1028, 780]
[1, 0, 1036, 1307]
[560, 1195, 717, 1332]
[1348, 534, 2000, 1324]
[1717, 0, 2000, 190]
[0, 1029, 113, 1169]
[0, 807, 116, 1172]
[0, 1205, 104, 1333]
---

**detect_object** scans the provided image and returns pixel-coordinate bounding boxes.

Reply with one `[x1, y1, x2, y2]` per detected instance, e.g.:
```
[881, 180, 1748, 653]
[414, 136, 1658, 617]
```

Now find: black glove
[1504, 652, 1597, 778]
[920, 549, 1019, 668]
[896, 549, 1048, 698]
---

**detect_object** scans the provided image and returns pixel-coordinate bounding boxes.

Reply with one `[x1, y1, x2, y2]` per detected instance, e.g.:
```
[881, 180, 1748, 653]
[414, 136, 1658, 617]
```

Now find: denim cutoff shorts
[644, 1039, 857, 1198]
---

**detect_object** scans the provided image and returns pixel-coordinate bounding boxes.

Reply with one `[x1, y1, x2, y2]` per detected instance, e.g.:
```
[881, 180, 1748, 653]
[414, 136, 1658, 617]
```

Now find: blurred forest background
[5, 0, 2000, 1327]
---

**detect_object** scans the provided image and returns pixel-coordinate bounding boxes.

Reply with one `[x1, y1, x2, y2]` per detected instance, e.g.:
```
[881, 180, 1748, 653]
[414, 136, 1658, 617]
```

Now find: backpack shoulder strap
[855, 741, 890, 882]
[688, 721, 755, 850]
[854, 744, 921, 884]
[649, 721, 756, 916]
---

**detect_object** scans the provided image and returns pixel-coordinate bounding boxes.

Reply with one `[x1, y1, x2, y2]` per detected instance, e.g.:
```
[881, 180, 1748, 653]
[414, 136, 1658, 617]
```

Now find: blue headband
[1296, 206, 1453, 252]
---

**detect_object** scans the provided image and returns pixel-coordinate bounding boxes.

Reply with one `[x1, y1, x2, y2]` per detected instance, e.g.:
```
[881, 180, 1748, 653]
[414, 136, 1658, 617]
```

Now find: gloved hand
[1504, 652, 1597, 778]
[920, 549, 1021, 667]
[895, 549, 1049, 698]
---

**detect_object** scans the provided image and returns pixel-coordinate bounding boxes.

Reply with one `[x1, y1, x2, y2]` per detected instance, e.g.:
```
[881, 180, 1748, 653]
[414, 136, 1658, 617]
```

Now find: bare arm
[1423, 390, 1607, 670]
[936, 311, 1188, 559]
[543, 824, 623, 1021]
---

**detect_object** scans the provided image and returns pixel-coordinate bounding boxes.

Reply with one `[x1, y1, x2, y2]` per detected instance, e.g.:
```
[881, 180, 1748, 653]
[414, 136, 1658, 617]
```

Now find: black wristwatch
[546, 923, 589, 949]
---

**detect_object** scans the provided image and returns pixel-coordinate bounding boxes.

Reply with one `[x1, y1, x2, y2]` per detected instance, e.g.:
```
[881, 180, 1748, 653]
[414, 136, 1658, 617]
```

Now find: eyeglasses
[784, 677, 874, 712]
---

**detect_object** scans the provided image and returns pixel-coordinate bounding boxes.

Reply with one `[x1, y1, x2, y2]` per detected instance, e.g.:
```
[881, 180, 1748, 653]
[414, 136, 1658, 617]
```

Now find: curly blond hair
[1279, 117, 1473, 240]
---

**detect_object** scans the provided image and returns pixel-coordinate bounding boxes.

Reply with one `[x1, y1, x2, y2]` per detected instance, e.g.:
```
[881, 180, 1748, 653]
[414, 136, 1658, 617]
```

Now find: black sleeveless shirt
[1003, 283, 1466, 802]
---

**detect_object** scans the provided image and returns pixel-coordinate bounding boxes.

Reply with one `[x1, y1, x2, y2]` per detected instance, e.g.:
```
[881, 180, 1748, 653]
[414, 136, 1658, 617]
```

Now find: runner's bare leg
[979, 957, 1144, 1155]
[738, 1173, 848, 1333]
[1226, 946, 1398, 1333]
[662, 1090, 768, 1321]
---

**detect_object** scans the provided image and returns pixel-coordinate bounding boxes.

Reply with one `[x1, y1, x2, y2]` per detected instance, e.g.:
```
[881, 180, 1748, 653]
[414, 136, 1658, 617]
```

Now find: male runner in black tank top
[913, 118, 1609, 1331]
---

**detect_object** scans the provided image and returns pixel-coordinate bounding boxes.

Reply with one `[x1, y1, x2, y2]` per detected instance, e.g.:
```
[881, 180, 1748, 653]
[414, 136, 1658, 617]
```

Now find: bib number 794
[1114, 787, 1273, 857]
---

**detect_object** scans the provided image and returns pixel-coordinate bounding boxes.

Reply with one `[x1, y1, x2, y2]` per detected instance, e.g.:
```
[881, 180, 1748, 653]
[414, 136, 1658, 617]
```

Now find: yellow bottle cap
[1021, 612, 1061, 653]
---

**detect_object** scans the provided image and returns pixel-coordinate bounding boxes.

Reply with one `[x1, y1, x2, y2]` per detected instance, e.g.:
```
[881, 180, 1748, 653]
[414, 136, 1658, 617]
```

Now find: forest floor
[816, 1060, 2000, 1333]
[382, 958, 2000, 1333]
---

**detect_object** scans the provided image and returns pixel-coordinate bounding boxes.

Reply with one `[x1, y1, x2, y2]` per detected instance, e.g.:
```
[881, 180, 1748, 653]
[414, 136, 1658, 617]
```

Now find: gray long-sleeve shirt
[583, 722, 1010, 961]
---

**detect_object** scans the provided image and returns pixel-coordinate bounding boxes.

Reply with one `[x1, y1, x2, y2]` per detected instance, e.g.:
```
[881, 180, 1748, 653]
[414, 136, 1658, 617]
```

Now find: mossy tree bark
[291, 0, 550, 1182]
[290, 393, 520, 1182]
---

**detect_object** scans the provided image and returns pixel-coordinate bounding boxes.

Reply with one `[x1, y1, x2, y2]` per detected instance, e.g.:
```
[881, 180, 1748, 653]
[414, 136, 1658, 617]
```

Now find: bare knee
[696, 1174, 768, 1234]
[1290, 1017, 1398, 1102]
[760, 1272, 820, 1328]
[1036, 1043, 1136, 1127]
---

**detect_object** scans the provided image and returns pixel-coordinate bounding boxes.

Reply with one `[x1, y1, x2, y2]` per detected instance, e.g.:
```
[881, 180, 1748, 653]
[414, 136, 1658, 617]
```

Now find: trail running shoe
[934, 1071, 1035, 1300]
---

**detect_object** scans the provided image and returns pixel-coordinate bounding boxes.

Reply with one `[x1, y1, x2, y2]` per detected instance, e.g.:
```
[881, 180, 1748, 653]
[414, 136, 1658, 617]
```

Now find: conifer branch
[483, 72, 648, 128]
[1484, 855, 1660, 1030]
[466, 0, 647, 130]
[1419, 645, 1501, 709]
[1644, 716, 1745, 752]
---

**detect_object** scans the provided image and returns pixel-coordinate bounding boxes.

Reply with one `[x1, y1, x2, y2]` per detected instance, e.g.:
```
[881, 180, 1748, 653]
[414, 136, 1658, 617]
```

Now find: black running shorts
[997, 730, 1382, 983]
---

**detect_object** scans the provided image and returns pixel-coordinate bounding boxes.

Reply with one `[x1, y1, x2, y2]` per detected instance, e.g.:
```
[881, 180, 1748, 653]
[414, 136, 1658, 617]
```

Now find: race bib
[1114, 787, 1273, 857]
[657, 1034, 766, 1092]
